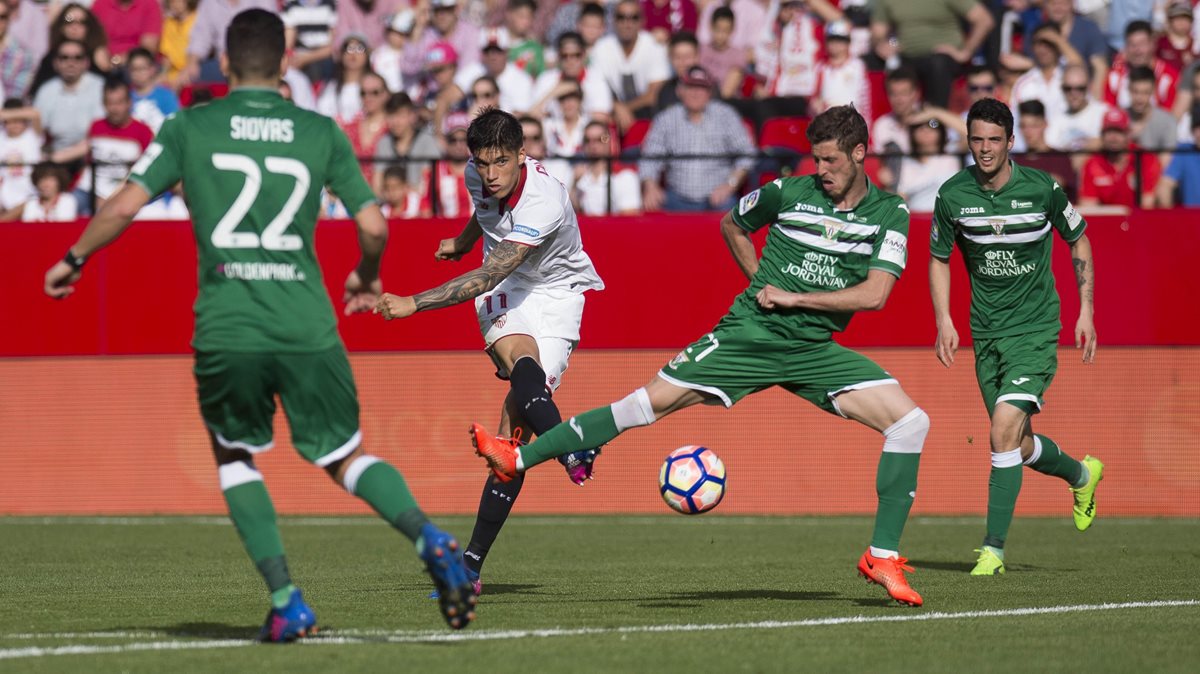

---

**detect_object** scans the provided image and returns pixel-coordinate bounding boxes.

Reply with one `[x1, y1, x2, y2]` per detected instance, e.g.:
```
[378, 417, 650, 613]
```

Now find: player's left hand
[374, 292, 417, 320]
[756, 284, 799, 310]
[343, 270, 383, 315]
[559, 448, 601, 486]
[1075, 314, 1097, 363]
[44, 260, 81, 299]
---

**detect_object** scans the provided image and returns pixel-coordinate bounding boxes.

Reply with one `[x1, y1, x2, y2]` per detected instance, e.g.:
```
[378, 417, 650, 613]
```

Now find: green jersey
[128, 88, 377, 353]
[730, 175, 910, 342]
[931, 162, 1087, 339]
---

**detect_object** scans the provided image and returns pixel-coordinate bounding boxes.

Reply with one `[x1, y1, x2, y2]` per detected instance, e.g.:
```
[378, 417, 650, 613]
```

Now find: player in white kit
[375, 108, 604, 595]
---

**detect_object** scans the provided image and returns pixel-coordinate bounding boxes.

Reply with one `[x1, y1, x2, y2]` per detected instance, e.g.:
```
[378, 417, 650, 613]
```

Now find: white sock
[869, 546, 899, 559]
[515, 448, 526, 472]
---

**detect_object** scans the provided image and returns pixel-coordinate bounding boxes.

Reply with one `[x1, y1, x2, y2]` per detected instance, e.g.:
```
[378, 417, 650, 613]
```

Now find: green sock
[1028, 434, 1085, 487]
[870, 452, 921, 551]
[984, 458, 1024, 549]
[223, 480, 290, 592]
[518, 405, 621, 469]
[352, 460, 430, 542]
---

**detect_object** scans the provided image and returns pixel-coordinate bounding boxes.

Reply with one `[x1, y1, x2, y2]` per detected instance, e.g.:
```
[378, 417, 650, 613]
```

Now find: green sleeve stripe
[731, 210, 757, 232]
[869, 262, 903, 278]
[126, 176, 159, 200]
[345, 196, 379, 217]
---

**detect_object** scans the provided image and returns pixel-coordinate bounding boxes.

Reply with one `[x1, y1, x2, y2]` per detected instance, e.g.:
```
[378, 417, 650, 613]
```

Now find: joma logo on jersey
[960, 206, 985, 215]
[794, 202, 824, 214]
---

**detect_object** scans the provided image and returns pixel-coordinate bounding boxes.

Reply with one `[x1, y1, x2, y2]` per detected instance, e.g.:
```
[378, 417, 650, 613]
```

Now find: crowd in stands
[1, 0, 1200, 222]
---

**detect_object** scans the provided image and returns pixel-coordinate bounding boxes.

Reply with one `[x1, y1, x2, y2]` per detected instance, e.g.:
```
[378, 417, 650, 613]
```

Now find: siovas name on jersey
[230, 116, 294, 143]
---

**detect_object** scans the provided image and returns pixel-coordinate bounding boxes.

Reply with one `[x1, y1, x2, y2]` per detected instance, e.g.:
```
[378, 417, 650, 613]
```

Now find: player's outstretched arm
[343, 203, 389, 315]
[375, 240, 533, 320]
[755, 269, 897, 314]
[435, 213, 483, 261]
[1070, 233, 1097, 363]
[929, 255, 958, 368]
[720, 211, 759, 280]
[43, 182, 151, 299]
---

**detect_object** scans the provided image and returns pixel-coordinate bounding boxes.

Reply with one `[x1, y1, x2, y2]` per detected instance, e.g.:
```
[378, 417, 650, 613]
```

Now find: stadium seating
[620, 119, 652, 157]
[759, 116, 811, 154]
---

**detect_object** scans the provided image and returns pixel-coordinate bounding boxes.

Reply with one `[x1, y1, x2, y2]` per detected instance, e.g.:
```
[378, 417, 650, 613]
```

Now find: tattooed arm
[1070, 233, 1096, 363]
[375, 240, 534, 320]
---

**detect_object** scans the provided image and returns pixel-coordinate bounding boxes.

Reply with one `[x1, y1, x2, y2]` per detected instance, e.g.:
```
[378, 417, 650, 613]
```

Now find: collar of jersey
[227, 86, 283, 98]
[821, 174, 880, 213]
[970, 159, 1021, 196]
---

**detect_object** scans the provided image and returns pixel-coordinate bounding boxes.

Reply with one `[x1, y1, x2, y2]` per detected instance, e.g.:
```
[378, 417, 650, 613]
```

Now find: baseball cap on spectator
[432, 0, 458, 8]
[825, 20, 852, 41]
[1167, 0, 1193, 19]
[1101, 107, 1129, 132]
[481, 29, 511, 52]
[426, 42, 458, 69]
[680, 65, 715, 88]
[444, 111, 471, 135]
[388, 9, 415, 34]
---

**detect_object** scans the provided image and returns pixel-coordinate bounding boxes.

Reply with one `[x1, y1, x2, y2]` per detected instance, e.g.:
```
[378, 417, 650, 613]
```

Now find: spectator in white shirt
[590, 0, 670, 132]
[532, 31, 612, 123]
[1, 161, 76, 221]
[454, 30, 534, 115]
[316, 34, 371, 123]
[1045, 63, 1105, 153]
[810, 19, 870, 121]
[896, 118, 961, 212]
[573, 119, 642, 215]
[0, 98, 40, 211]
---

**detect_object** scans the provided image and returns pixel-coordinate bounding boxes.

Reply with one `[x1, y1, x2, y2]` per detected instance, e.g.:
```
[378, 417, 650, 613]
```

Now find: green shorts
[974, 326, 1059, 417]
[658, 316, 896, 416]
[194, 346, 361, 466]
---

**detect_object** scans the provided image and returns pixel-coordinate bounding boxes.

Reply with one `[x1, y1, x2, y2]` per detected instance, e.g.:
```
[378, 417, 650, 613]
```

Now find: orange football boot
[856, 550, 923, 607]
[469, 423, 521, 482]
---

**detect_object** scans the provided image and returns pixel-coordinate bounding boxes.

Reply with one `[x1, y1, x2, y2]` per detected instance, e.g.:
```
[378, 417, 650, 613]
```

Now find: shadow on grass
[479, 583, 545, 596]
[666, 589, 839, 602]
[128, 622, 259, 640]
[908, 559, 1068, 573]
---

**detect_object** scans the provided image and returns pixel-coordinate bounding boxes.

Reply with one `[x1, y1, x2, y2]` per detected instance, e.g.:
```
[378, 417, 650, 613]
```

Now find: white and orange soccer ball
[658, 445, 726, 515]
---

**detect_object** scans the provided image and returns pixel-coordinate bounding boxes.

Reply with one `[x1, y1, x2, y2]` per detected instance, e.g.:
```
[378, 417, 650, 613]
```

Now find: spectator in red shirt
[641, 0, 697, 44]
[77, 78, 153, 213]
[1156, 0, 1194, 73]
[90, 0, 162, 66]
[1078, 107, 1160, 209]
[1106, 20, 1180, 111]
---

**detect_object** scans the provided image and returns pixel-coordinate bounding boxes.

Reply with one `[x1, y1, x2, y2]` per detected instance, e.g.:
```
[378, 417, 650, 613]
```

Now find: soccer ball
[658, 445, 726, 515]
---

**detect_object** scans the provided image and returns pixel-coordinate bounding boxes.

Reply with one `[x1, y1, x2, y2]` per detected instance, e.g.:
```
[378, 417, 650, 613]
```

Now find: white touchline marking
[0, 600, 1195, 660]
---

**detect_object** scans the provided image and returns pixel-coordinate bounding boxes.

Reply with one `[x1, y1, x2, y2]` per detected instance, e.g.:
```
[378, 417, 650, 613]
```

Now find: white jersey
[466, 156, 603, 295]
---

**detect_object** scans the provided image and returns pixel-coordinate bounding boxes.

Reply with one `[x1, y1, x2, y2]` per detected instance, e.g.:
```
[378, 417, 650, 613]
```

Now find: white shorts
[474, 286, 585, 391]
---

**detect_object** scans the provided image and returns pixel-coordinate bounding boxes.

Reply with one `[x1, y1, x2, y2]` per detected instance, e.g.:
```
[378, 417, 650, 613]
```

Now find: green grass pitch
[1, 515, 1197, 673]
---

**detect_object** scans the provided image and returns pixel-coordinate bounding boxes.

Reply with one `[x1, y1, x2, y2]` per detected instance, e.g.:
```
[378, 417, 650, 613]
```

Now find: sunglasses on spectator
[616, 13, 641, 21]
[474, 90, 498, 99]
[361, 88, 386, 97]
[524, 134, 543, 142]
[1061, 85, 1087, 93]
[968, 84, 994, 92]
[560, 51, 584, 60]
[584, 135, 607, 143]
[0, 13, 9, 20]
[448, 135, 468, 144]
[64, 13, 85, 23]
[57, 52, 86, 61]
[344, 42, 367, 55]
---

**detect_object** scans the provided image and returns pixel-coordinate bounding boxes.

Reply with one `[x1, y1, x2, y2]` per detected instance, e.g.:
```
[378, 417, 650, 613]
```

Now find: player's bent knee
[340, 454, 383, 495]
[881, 407, 929, 454]
[612, 387, 655, 432]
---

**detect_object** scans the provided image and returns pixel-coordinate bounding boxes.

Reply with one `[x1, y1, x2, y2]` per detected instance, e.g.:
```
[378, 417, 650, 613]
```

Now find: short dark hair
[385, 92, 414, 113]
[508, 0, 537, 13]
[127, 47, 156, 67]
[712, 6, 735, 25]
[1033, 20, 1061, 38]
[383, 165, 408, 183]
[967, 98, 1014, 138]
[226, 9, 286, 80]
[806, 104, 869, 157]
[908, 119, 947, 154]
[56, 38, 87, 58]
[468, 107, 524, 155]
[885, 66, 919, 89]
[965, 64, 996, 81]
[1128, 65, 1155, 85]
[1125, 19, 1153, 38]
[668, 31, 698, 50]
[1017, 99, 1046, 119]
[3, 98, 24, 110]
[556, 31, 584, 52]
[103, 76, 129, 96]
[31, 162, 68, 190]
[579, 2, 606, 21]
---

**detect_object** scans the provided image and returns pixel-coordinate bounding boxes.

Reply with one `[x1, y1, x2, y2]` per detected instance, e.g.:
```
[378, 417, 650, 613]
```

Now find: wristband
[63, 249, 87, 271]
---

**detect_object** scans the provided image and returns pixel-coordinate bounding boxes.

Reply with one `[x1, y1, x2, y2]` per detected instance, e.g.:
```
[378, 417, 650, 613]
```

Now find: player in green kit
[471, 105, 932, 606]
[42, 9, 477, 639]
[929, 98, 1103, 576]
